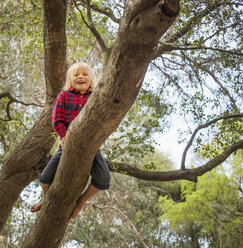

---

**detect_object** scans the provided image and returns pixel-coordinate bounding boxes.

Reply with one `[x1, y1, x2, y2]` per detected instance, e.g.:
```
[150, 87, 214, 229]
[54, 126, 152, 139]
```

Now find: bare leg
[71, 184, 100, 218]
[30, 183, 50, 213]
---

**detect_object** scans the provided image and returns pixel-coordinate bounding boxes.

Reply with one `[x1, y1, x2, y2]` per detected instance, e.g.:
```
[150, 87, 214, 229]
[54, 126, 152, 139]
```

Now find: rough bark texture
[20, 0, 180, 247]
[0, 0, 67, 232]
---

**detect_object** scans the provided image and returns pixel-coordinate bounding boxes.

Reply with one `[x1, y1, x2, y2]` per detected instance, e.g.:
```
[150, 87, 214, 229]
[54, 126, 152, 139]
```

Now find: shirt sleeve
[52, 92, 67, 139]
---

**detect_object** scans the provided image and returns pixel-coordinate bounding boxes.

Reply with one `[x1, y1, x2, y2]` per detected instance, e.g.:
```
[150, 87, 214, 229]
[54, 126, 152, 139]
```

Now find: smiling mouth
[77, 81, 86, 85]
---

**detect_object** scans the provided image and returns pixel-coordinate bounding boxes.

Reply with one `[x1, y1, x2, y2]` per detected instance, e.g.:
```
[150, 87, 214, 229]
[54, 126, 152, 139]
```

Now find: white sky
[144, 70, 192, 169]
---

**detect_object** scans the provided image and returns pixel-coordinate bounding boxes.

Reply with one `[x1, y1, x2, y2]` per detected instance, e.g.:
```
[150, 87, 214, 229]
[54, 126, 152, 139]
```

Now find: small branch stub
[160, 0, 180, 18]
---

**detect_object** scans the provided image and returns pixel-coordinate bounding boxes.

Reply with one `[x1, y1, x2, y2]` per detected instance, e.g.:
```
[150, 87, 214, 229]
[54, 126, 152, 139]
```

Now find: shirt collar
[69, 86, 92, 95]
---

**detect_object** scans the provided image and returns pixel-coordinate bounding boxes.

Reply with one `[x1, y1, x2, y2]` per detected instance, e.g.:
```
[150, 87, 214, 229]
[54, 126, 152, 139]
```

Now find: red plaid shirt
[52, 86, 92, 139]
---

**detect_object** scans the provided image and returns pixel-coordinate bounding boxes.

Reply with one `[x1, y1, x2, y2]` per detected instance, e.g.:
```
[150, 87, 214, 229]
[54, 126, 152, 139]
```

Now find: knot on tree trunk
[160, 0, 180, 17]
[127, 0, 180, 44]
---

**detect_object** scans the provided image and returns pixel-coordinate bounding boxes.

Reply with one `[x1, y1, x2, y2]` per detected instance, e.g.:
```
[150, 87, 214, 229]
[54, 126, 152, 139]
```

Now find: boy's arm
[52, 92, 67, 140]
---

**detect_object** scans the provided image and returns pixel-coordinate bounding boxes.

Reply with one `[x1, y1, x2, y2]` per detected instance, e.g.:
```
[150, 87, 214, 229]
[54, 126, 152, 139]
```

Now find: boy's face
[71, 67, 92, 94]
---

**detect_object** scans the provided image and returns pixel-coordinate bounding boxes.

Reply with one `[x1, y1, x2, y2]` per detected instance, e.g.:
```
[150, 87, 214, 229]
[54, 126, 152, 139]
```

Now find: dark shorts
[38, 147, 110, 190]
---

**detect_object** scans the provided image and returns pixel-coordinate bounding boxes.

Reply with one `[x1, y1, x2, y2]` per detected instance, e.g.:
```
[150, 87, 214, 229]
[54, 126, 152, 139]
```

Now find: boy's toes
[71, 208, 79, 218]
[30, 202, 42, 213]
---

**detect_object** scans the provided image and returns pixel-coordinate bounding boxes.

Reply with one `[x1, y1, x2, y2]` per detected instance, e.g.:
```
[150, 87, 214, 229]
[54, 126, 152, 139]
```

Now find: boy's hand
[61, 137, 65, 149]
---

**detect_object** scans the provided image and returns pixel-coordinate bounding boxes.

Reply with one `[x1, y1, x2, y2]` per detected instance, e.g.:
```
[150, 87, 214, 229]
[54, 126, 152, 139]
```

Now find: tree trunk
[0, 0, 67, 232]
[190, 227, 200, 248]
[20, 0, 180, 247]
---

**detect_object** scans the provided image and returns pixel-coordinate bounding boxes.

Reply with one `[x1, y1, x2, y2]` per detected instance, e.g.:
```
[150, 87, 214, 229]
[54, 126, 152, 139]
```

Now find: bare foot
[71, 199, 85, 218]
[30, 201, 43, 213]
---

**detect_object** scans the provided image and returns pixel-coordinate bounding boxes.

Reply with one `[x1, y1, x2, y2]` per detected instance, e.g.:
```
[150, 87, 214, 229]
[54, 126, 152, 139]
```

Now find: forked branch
[107, 138, 243, 183]
[0, 92, 43, 107]
[0, 91, 42, 121]
[75, 0, 120, 23]
[153, 1, 224, 58]
[181, 114, 243, 170]
[73, 0, 108, 53]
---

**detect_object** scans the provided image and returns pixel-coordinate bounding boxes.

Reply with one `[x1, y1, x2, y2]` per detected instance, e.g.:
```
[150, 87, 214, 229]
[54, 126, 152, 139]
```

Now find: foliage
[1, 181, 41, 247]
[0, 0, 44, 162]
[159, 158, 243, 247]
[102, 89, 174, 163]
[151, 0, 242, 150]
[199, 119, 243, 158]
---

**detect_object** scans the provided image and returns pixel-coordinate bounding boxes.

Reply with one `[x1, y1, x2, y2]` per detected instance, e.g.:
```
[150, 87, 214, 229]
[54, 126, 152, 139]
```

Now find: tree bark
[0, 0, 67, 232]
[20, 0, 180, 247]
[108, 139, 243, 182]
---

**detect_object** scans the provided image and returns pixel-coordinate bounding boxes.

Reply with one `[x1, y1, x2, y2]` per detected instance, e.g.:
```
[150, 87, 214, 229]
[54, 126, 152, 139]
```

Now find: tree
[159, 158, 243, 247]
[0, 0, 67, 234]
[0, 0, 242, 247]
[1, 150, 181, 248]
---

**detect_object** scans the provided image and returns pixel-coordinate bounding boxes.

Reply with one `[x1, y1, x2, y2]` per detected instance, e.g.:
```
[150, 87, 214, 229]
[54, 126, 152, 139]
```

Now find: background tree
[159, 127, 243, 247]
[0, 0, 67, 232]
[159, 158, 243, 247]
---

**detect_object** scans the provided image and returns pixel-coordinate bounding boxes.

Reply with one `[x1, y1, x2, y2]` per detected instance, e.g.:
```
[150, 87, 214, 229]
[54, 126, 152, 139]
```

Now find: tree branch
[91, 204, 130, 248]
[175, 51, 240, 111]
[107, 160, 198, 182]
[0, 134, 9, 153]
[195, 139, 243, 176]
[0, 91, 43, 107]
[108, 139, 243, 183]
[202, 67, 239, 111]
[73, 0, 108, 53]
[202, 21, 241, 44]
[181, 114, 243, 170]
[0, 0, 66, 232]
[153, 1, 224, 58]
[76, 0, 120, 23]
[6, 101, 12, 121]
[0, 91, 43, 122]
[20, 1, 180, 245]
[37, 126, 243, 186]
[94, 204, 149, 248]
[151, 61, 190, 97]
[162, 44, 243, 56]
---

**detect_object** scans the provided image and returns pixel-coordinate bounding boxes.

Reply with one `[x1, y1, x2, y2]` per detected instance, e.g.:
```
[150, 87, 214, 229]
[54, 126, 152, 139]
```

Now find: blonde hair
[63, 62, 96, 90]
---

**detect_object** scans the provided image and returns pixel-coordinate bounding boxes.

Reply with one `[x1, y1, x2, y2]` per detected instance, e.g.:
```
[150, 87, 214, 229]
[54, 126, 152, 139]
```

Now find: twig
[29, 0, 41, 9]
[181, 114, 243, 170]
[100, 208, 130, 248]
[176, 51, 240, 111]
[0, 91, 41, 124]
[203, 68, 239, 111]
[75, 0, 120, 23]
[73, 0, 108, 52]
[202, 21, 241, 43]
[151, 61, 190, 97]
[93, 204, 149, 248]
[164, 45, 243, 57]
[0, 91, 43, 107]
[153, 1, 224, 58]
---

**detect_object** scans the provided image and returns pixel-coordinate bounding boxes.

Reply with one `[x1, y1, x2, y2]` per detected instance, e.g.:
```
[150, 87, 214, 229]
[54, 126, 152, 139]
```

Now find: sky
[144, 69, 194, 169]
[155, 123, 187, 169]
